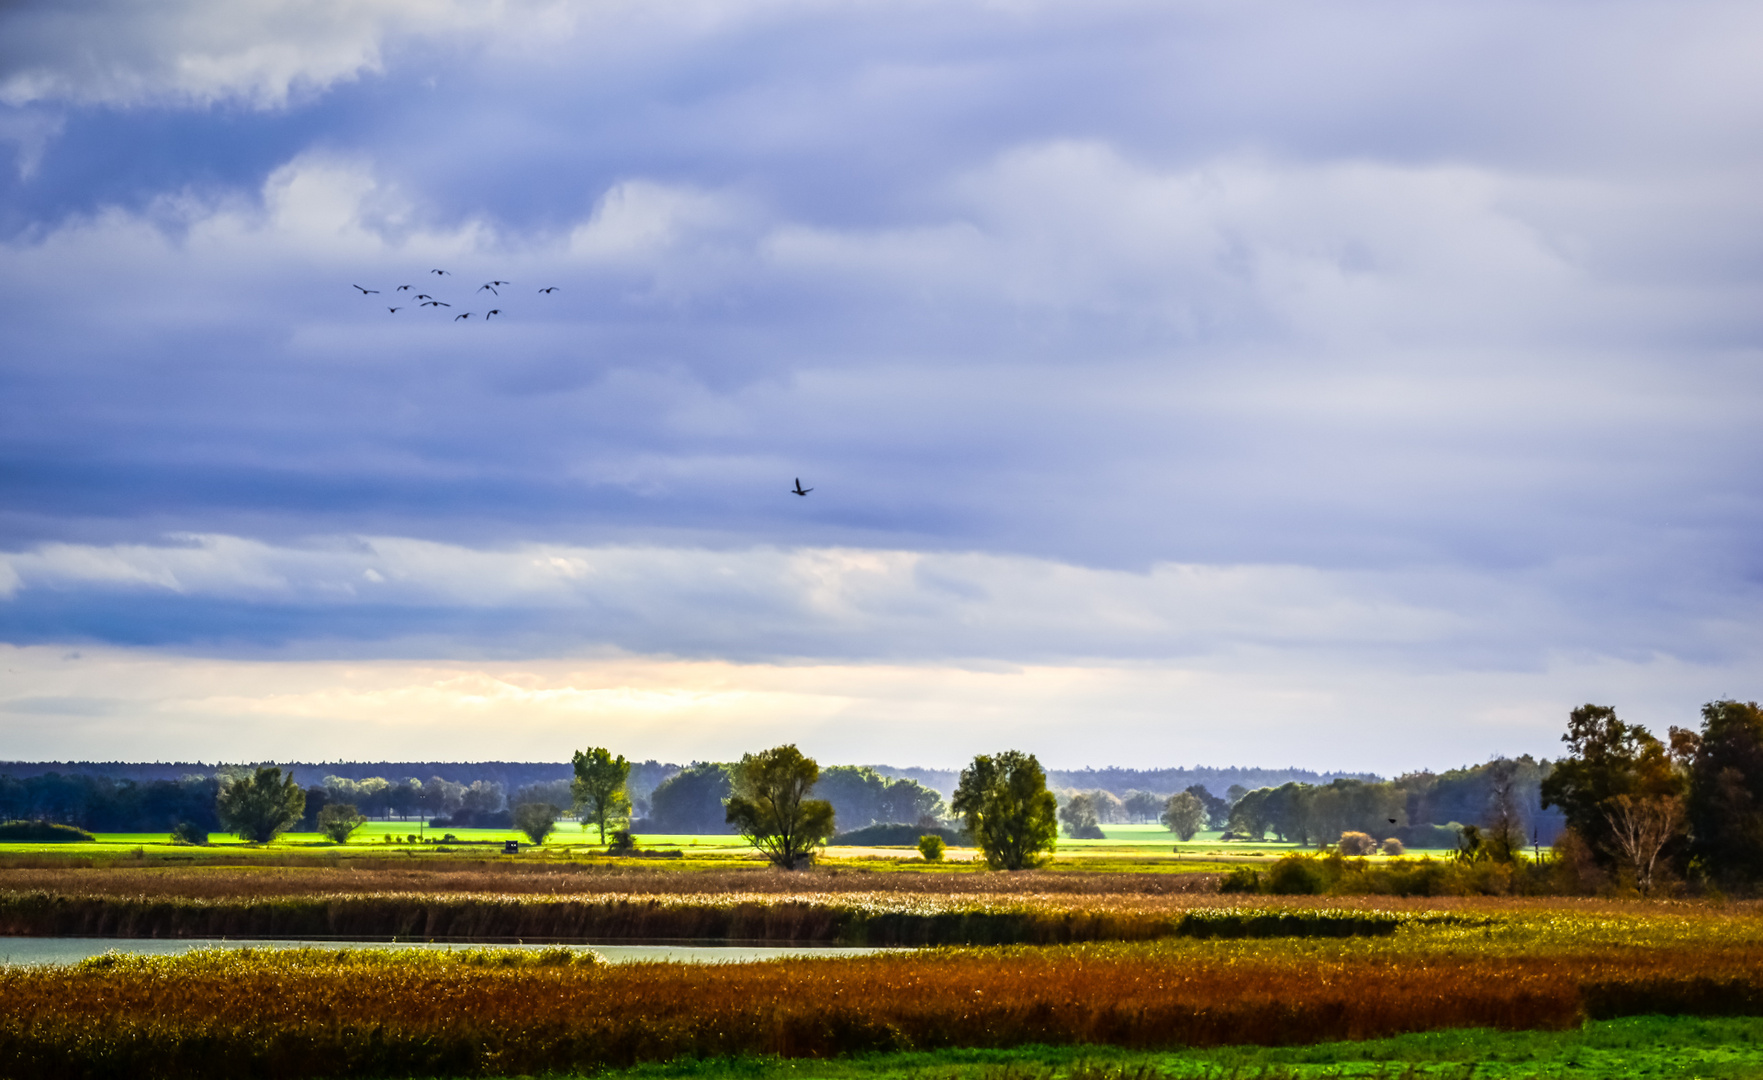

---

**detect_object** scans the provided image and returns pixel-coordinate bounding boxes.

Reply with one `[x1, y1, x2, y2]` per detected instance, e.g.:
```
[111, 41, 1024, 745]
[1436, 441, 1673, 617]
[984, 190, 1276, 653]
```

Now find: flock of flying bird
[349, 270, 814, 497]
[350, 268, 561, 322]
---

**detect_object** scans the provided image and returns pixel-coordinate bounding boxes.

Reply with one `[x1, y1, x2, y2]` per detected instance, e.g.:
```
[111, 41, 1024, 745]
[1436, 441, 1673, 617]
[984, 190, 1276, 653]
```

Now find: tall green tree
[1058, 792, 1103, 839]
[951, 750, 1058, 870]
[1684, 699, 1763, 885]
[572, 747, 632, 843]
[1161, 791, 1206, 841]
[724, 744, 836, 869]
[216, 766, 305, 843]
[513, 802, 559, 846]
[316, 802, 366, 843]
[1539, 703, 1682, 872]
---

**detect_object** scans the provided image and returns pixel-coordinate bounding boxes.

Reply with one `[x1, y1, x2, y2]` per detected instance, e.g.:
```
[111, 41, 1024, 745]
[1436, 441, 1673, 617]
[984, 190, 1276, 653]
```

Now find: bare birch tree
[1601, 794, 1683, 894]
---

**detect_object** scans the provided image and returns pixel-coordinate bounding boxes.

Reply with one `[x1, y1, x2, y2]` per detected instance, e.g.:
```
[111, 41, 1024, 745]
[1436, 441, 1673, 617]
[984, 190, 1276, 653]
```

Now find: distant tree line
[13, 697, 1763, 893]
[0, 772, 222, 833]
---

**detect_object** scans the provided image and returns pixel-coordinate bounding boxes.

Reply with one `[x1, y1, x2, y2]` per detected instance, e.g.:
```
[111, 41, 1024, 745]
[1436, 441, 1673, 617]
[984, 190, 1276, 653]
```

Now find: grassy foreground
[3, 908, 1762, 1078]
[591, 1016, 1763, 1079]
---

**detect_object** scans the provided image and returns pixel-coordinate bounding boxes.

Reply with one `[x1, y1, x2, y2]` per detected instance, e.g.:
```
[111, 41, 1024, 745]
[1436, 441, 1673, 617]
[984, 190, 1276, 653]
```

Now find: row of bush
[0, 821, 96, 843]
[1219, 847, 1613, 897]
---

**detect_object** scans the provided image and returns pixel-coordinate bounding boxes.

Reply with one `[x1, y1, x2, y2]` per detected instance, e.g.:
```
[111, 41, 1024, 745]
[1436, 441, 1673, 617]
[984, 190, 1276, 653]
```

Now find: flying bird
[478, 284, 498, 295]
[416, 294, 433, 301]
[538, 286, 559, 294]
[455, 312, 472, 321]
[387, 307, 402, 314]
[485, 309, 501, 319]
[421, 300, 450, 307]
[791, 478, 813, 496]
[396, 285, 412, 292]
[352, 284, 379, 294]
[430, 269, 450, 275]
[487, 280, 509, 286]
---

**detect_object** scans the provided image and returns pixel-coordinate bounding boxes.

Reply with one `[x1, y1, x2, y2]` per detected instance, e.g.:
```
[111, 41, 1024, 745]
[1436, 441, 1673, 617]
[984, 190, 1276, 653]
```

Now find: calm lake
[0, 938, 897, 966]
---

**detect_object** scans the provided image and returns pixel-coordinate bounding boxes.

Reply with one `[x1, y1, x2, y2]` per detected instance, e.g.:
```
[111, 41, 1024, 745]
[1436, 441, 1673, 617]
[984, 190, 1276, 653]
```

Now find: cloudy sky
[1, 0, 1758, 772]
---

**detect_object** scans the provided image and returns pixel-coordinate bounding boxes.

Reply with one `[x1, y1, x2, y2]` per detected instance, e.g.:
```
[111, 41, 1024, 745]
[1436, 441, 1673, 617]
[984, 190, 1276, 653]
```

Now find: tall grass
[2, 922, 1760, 1080]
[0, 860, 1224, 898]
[0, 889, 1420, 944]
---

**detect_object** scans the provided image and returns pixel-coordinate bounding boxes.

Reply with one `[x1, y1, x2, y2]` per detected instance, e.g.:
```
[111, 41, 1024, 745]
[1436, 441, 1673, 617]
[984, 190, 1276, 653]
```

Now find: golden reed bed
[2, 921, 1761, 1080]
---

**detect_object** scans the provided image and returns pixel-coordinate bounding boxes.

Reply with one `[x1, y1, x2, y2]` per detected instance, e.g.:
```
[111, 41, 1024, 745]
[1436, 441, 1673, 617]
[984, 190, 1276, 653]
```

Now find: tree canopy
[1161, 791, 1206, 841]
[724, 744, 836, 869]
[316, 802, 366, 843]
[646, 762, 735, 833]
[951, 750, 1058, 870]
[1684, 699, 1763, 885]
[215, 766, 305, 843]
[513, 801, 559, 845]
[572, 747, 632, 843]
[1539, 703, 1681, 870]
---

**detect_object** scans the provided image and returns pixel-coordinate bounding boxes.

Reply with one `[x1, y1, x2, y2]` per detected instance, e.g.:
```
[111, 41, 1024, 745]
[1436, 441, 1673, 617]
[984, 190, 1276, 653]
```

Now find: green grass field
[584, 1016, 1763, 1080]
[0, 823, 1456, 871]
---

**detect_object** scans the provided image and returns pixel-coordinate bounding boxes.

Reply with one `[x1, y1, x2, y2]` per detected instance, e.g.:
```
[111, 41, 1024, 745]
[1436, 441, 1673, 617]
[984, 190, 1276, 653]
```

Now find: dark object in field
[791, 478, 812, 496]
[0, 820, 96, 843]
[503, 840, 520, 854]
[607, 828, 637, 854]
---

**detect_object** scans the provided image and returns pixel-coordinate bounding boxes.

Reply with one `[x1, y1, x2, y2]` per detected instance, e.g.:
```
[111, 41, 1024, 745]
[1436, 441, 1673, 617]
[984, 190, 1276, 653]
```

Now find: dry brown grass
[5, 858, 1755, 945]
[2, 926, 1760, 1079]
[0, 861, 1222, 899]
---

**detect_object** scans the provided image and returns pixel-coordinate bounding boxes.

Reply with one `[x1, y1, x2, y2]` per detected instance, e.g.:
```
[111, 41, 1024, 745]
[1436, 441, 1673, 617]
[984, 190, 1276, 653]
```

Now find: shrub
[317, 803, 367, 843]
[0, 820, 96, 843]
[918, 834, 946, 861]
[1265, 853, 1326, 895]
[832, 822, 966, 846]
[513, 802, 559, 846]
[170, 821, 209, 846]
[1381, 837, 1405, 856]
[1338, 831, 1377, 856]
[1218, 866, 1261, 893]
[607, 829, 637, 854]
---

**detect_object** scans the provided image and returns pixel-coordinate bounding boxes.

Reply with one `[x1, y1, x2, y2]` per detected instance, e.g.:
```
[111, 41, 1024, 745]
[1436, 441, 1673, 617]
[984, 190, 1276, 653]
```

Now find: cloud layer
[1, 0, 1760, 763]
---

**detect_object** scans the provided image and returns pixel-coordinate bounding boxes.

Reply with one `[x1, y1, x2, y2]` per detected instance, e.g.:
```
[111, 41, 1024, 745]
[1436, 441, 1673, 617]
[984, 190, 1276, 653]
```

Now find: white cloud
[4, 533, 1758, 675]
[0, 0, 507, 108]
[0, 641, 1743, 773]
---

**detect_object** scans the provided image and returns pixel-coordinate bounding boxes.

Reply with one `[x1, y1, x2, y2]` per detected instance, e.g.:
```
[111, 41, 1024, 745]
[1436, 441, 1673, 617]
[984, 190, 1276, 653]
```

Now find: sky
[0, 0, 1759, 773]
